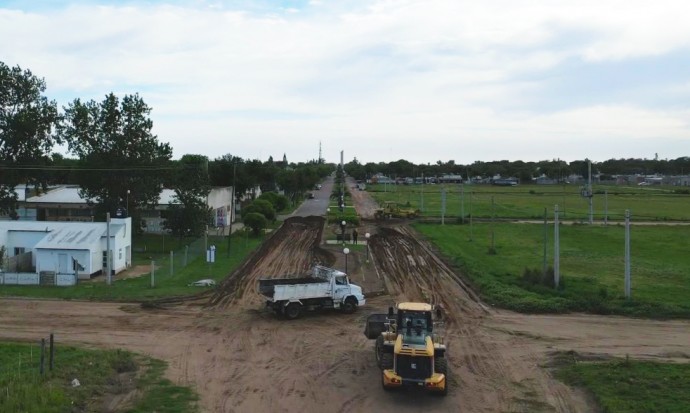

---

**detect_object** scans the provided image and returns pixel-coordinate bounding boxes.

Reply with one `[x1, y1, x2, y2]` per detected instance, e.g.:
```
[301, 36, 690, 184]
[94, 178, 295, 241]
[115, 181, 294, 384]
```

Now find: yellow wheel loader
[373, 202, 421, 220]
[364, 302, 448, 395]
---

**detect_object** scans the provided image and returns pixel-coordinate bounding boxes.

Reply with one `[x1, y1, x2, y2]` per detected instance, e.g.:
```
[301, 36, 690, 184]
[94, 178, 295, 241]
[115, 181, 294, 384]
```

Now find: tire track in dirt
[368, 224, 583, 412]
[209, 216, 331, 309]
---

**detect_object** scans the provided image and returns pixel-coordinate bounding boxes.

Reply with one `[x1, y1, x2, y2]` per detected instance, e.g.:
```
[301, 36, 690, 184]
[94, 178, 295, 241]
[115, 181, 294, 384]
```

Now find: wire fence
[372, 185, 690, 222]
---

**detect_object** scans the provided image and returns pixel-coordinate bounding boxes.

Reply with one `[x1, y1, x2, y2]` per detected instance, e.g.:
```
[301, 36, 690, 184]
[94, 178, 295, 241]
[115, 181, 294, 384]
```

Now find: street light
[341, 220, 347, 245]
[343, 247, 350, 274]
[365, 232, 371, 263]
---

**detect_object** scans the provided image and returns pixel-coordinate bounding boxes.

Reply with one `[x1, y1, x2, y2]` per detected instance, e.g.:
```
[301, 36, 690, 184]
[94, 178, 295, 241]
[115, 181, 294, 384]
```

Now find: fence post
[49, 333, 54, 371]
[184, 245, 189, 266]
[40, 338, 45, 375]
[151, 260, 155, 288]
[170, 250, 174, 276]
[554, 204, 560, 289]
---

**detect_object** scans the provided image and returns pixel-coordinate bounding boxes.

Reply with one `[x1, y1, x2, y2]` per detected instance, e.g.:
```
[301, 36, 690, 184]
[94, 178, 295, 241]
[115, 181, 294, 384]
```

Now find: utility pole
[554, 205, 560, 288]
[227, 162, 236, 257]
[624, 209, 631, 298]
[490, 196, 495, 253]
[543, 207, 547, 277]
[588, 160, 593, 225]
[604, 190, 608, 226]
[441, 189, 446, 225]
[469, 189, 473, 242]
[106, 212, 111, 286]
[460, 185, 465, 224]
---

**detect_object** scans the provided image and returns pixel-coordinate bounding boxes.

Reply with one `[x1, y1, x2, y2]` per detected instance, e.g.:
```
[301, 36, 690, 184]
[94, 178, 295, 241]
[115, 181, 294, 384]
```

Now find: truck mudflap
[382, 370, 446, 392]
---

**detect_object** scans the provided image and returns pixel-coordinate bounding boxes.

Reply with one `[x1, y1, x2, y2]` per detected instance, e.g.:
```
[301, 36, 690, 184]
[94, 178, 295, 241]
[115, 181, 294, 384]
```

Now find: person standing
[352, 228, 359, 244]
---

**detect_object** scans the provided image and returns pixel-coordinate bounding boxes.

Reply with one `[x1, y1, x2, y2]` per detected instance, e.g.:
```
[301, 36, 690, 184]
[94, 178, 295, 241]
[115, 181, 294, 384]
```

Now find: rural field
[368, 182, 690, 222]
[0, 177, 689, 412]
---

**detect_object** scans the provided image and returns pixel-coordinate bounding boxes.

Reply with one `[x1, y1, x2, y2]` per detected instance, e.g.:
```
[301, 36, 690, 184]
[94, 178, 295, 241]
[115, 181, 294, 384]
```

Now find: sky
[1, 0, 689, 165]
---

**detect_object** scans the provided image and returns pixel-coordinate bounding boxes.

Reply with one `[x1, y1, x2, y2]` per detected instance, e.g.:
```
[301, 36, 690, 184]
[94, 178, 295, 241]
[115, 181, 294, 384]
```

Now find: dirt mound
[209, 216, 329, 309]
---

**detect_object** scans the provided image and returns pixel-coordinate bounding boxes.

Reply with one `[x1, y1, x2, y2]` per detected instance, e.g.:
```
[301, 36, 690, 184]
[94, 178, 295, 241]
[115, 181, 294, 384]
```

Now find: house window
[102, 251, 108, 268]
[119, 249, 122, 259]
[14, 247, 26, 255]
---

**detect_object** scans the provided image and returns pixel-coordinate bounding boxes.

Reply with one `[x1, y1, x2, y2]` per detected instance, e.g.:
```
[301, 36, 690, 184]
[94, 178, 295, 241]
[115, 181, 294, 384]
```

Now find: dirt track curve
[2, 191, 690, 411]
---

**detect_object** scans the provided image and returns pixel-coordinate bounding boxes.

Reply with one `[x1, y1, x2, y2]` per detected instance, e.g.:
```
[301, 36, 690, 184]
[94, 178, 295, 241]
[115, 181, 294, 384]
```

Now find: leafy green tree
[258, 191, 288, 212]
[0, 62, 59, 218]
[58, 93, 172, 226]
[243, 212, 268, 236]
[162, 155, 211, 237]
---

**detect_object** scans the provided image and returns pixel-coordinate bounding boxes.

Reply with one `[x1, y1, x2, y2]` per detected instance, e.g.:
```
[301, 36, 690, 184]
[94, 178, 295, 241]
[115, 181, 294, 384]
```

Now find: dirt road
[1, 194, 689, 412]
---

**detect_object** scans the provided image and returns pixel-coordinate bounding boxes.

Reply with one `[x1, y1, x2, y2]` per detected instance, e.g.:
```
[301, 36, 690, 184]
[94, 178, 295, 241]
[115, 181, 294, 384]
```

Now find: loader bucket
[364, 313, 390, 339]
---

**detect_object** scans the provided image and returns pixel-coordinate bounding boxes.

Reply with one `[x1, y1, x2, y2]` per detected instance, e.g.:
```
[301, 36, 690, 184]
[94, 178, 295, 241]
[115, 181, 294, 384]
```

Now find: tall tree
[0, 62, 59, 218]
[59, 93, 172, 225]
[163, 154, 211, 237]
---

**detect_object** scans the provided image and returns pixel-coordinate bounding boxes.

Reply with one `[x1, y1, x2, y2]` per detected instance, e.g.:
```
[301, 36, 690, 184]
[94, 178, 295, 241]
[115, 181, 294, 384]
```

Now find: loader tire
[434, 357, 449, 396]
[381, 353, 393, 370]
[375, 336, 384, 368]
[284, 302, 302, 320]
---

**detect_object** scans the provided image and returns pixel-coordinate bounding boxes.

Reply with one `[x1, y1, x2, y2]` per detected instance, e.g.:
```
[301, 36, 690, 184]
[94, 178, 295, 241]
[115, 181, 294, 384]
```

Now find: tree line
[0, 61, 331, 236]
[344, 156, 690, 183]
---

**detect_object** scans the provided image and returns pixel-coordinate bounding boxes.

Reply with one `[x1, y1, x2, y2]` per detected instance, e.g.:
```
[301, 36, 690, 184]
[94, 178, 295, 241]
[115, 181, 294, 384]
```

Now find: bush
[242, 199, 276, 221]
[243, 212, 268, 236]
[521, 266, 556, 289]
[258, 192, 289, 212]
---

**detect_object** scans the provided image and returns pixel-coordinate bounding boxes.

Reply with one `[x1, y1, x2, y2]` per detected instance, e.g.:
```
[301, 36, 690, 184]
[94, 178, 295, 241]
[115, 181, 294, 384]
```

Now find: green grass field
[370, 183, 690, 222]
[556, 355, 690, 413]
[415, 222, 690, 317]
[0, 341, 197, 412]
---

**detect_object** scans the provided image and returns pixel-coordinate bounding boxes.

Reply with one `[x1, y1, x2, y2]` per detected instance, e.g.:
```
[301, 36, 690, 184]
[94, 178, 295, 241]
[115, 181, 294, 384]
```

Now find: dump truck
[259, 265, 366, 320]
[374, 201, 421, 220]
[364, 302, 448, 395]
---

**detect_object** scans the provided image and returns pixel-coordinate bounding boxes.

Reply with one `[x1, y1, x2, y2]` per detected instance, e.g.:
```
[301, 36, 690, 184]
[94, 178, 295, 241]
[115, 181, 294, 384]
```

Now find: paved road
[290, 175, 335, 217]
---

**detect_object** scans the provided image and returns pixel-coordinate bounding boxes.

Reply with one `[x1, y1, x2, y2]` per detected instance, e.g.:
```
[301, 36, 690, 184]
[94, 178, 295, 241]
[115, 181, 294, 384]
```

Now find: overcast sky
[2, 0, 689, 164]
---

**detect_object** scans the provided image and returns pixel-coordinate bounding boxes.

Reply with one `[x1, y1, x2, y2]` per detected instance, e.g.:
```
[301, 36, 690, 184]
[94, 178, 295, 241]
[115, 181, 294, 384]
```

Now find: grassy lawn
[556, 355, 690, 413]
[415, 222, 690, 317]
[369, 184, 690, 222]
[0, 341, 197, 412]
[0, 233, 263, 301]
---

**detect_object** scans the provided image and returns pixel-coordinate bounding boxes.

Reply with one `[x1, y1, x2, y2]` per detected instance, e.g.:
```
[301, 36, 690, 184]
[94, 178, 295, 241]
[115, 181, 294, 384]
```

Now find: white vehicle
[189, 279, 216, 287]
[259, 265, 366, 319]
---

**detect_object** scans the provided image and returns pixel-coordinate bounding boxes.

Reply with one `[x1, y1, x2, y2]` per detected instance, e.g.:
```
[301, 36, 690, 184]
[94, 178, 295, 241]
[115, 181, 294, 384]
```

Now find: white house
[0, 218, 132, 280]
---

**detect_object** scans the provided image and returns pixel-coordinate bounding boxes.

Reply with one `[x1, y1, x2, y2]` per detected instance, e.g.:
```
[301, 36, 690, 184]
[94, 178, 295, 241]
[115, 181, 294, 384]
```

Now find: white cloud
[1, 0, 689, 163]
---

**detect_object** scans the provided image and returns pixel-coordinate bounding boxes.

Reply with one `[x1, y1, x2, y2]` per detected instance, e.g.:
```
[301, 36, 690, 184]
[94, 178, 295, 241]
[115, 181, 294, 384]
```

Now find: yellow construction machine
[373, 201, 421, 220]
[364, 302, 448, 395]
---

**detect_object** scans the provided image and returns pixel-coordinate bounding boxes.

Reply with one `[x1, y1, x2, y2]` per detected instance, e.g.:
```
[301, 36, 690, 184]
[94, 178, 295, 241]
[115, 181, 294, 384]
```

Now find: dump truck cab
[364, 302, 448, 395]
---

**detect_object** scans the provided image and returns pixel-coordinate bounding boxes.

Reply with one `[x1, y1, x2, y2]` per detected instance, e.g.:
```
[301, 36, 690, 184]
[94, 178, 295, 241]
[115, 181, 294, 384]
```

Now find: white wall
[35, 249, 91, 279]
[6, 230, 49, 265]
[100, 218, 132, 273]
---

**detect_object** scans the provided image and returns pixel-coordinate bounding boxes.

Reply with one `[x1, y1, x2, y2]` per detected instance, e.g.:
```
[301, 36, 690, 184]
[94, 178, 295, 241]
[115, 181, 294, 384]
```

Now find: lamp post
[343, 247, 350, 274]
[341, 220, 347, 245]
[365, 232, 371, 263]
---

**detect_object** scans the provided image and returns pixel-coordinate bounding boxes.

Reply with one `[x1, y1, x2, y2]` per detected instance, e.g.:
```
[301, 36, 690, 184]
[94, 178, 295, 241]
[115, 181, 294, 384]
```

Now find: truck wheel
[341, 298, 357, 314]
[284, 302, 302, 320]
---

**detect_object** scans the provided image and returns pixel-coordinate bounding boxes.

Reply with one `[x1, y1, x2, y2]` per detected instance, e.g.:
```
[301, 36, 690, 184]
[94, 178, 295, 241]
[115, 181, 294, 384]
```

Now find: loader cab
[395, 303, 434, 344]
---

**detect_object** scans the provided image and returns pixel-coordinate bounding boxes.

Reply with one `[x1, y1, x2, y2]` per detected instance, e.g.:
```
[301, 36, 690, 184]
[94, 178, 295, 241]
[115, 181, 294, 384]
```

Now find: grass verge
[556, 354, 690, 413]
[0, 341, 197, 412]
[0, 233, 263, 301]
